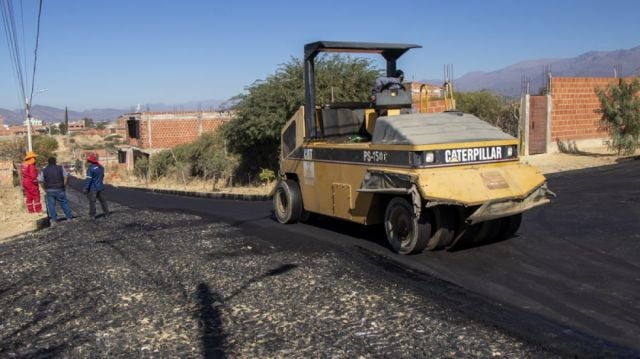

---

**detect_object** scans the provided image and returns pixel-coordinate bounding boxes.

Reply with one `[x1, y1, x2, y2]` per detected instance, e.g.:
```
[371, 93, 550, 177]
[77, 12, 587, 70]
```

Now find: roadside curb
[616, 154, 640, 163]
[36, 216, 51, 229]
[113, 185, 271, 201]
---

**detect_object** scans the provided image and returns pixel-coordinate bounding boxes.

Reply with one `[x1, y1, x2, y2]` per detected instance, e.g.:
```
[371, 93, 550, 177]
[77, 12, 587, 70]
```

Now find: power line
[0, 0, 44, 110]
[1, 0, 27, 103]
[28, 0, 43, 106]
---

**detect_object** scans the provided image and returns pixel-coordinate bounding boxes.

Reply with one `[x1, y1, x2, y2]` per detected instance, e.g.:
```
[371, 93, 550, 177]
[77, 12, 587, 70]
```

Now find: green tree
[0, 138, 25, 163]
[455, 90, 504, 122]
[33, 136, 59, 166]
[82, 117, 95, 128]
[224, 54, 380, 176]
[597, 78, 640, 154]
[0, 137, 60, 165]
[58, 122, 68, 135]
[455, 90, 520, 136]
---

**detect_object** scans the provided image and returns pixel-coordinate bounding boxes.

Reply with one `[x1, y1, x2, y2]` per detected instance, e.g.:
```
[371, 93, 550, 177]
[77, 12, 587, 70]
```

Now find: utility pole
[25, 97, 33, 152]
[24, 89, 48, 151]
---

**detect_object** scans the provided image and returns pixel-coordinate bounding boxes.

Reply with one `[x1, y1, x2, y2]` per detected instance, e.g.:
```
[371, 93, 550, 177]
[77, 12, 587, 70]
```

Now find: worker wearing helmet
[21, 151, 42, 213]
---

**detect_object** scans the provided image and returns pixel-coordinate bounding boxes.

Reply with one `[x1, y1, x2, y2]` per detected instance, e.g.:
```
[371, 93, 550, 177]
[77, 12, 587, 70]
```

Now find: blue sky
[1, 0, 639, 111]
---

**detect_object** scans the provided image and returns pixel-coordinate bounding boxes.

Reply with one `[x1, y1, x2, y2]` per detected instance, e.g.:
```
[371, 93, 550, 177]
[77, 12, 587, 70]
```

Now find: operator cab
[303, 41, 420, 140]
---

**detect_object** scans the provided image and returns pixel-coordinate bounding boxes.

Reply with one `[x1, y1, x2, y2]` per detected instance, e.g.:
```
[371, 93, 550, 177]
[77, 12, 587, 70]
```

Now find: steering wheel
[380, 81, 406, 92]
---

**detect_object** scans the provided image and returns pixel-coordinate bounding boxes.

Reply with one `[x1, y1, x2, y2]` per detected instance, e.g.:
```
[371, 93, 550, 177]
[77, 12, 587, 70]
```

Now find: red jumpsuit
[21, 162, 42, 213]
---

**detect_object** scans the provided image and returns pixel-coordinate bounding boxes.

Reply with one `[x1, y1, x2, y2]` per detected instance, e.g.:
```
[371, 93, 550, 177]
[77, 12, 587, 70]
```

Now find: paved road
[406, 159, 640, 351]
[68, 159, 640, 355]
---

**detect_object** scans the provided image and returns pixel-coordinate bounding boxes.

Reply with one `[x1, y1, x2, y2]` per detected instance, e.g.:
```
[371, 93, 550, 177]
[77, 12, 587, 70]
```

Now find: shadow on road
[195, 283, 227, 359]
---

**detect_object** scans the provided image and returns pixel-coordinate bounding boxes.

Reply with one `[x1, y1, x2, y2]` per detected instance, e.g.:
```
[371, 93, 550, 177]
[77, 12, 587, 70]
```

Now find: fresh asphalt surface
[69, 159, 640, 355]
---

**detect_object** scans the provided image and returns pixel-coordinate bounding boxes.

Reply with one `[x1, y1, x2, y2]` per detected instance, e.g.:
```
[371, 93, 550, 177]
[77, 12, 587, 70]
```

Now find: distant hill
[0, 99, 227, 125]
[452, 45, 640, 97]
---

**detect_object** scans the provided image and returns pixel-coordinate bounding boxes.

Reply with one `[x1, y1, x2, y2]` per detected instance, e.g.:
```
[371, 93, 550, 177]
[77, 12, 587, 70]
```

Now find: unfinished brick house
[405, 81, 455, 113]
[116, 111, 233, 170]
[520, 76, 637, 155]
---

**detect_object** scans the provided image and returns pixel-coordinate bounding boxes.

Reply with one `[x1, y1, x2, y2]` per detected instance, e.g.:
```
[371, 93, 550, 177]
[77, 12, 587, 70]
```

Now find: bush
[146, 133, 237, 184]
[82, 144, 105, 150]
[597, 78, 640, 154]
[133, 157, 149, 179]
[104, 134, 122, 141]
[259, 168, 276, 184]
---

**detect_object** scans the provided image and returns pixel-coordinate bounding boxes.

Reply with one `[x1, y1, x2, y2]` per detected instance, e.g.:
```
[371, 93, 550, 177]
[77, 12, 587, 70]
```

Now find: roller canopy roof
[304, 41, 421, 61]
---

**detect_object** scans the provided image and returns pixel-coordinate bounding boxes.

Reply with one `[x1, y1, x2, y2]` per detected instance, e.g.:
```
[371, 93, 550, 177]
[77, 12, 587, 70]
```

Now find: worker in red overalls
[21, 151, 42, 213]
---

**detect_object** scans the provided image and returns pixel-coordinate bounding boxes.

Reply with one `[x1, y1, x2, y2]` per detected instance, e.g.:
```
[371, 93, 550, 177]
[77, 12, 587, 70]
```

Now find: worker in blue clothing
[83, 154, 110, 219]
[38, 156, 75, 225]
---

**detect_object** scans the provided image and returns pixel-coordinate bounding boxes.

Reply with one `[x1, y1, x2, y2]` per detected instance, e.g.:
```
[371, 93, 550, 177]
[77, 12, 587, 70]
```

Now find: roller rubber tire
[426, 206, 456, 251]
[273, 180, 303, 224]
[384, 197, 430, 255]
[497, 213, 523, 240]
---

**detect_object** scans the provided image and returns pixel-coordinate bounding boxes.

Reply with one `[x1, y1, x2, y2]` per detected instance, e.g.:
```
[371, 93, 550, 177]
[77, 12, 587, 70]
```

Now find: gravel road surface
[0, 191, 560, 358]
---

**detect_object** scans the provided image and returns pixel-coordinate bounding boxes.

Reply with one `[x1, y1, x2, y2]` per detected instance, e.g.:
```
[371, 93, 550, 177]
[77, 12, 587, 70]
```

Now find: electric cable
[1, 0, 27, 103]
[1, 0, 44, 112]
[28, 0, 43, 107]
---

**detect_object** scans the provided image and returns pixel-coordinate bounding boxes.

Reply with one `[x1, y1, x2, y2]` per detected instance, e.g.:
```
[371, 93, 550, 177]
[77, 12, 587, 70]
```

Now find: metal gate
[528, 96, 548, 155]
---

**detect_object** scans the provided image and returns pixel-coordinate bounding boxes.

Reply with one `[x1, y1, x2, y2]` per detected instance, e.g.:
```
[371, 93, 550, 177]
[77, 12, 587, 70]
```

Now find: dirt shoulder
[522, 147, 636, 174]
[0, 188, 48, 243]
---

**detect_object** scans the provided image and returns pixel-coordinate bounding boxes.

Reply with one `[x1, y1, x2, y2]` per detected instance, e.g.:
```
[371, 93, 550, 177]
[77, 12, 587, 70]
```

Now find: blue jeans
[45, 189, 74, 221]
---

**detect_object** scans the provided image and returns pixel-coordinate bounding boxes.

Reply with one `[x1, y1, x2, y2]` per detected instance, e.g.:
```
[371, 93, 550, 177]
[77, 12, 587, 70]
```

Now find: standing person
[83, 155, 110, 219]
[20, 151, 42, 213]
[39, 157, 75, 224]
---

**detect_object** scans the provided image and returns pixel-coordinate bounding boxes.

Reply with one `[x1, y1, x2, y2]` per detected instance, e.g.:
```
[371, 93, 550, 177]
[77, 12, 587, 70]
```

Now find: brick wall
[405, 81, 454, 113]
[550, 77, 617, 141]
[421, 99, 453, 113]
[119, 111, 232, 150]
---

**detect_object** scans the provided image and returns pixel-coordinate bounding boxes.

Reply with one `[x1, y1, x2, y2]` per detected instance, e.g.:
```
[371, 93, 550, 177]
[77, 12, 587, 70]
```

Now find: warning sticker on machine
[303, 161, 315, 185]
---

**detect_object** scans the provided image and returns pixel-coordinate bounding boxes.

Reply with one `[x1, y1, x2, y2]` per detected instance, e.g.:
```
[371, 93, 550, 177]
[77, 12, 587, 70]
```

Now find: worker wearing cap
[83, 154, 110, 219]
[21, 151, 42, 213]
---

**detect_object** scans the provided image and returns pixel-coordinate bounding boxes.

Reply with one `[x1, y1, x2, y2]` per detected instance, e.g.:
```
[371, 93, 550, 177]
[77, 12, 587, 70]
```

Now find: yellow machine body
[279, 106, 551, 226]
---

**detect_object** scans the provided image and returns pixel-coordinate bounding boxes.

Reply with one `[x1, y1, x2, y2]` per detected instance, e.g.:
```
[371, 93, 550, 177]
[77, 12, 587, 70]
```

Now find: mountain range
[0, 99, 227, 125]
[451, 45, 640, 96]
[2, 46, 639, 125]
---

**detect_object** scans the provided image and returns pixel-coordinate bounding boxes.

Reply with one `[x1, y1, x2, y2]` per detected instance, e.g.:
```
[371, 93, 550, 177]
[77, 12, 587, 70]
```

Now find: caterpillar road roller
[273, 41, 554, 254]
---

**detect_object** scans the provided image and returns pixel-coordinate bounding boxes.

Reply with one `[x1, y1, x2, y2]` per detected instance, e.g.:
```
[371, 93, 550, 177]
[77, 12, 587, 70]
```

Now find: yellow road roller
[273, 41, 554, 254]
